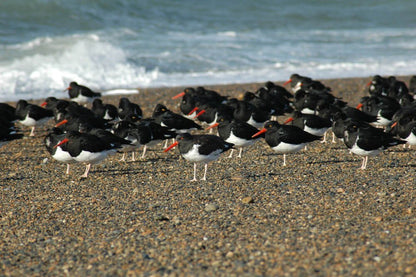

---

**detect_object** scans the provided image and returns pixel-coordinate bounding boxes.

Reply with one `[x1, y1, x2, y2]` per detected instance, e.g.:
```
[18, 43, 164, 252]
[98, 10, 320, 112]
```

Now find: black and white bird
[207, 115, 263, 158]
[53, 131, 121, 178]
[65, 81, 101, 104]
[164, 133, 233, 181]
[252, 121, 322, 166]
[15, 99, 54, 136]
[44, 128, 74, 174]
[343, 121, 405, 169]
[152, 104, 202, 134]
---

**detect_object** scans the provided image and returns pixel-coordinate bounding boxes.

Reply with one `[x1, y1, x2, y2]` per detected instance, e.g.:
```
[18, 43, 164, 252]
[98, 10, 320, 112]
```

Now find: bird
[44, 128, 74, 174]
[91, 99, 119, 122]
[0, 118, 23, 147]
[164, 133, 233, 181]
[207, 115, 263, 158]
[252, 121, 322, 166]
[152, 104, 202, 134]
[65, 81, 101, 104]
[118, 97, 143, 122]
[342, 121, 405, 169]
[284, 111, 332, 138]
[15, 99, 54, 136]
[53, 131, 121, 178]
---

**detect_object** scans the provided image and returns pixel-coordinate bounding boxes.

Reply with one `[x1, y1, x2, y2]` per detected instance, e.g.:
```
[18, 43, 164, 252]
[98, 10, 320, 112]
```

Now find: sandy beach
[1, 76, 416, 276]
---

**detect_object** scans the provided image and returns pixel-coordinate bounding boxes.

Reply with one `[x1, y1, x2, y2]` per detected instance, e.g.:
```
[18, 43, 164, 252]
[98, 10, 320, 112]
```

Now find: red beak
[55, 119, 68, 127]
[54, 138, 69, 148]
[187, 107, 199, 116]
[252, 128, 267, 138]
[356, 103, 363, 110]
[366, 81, 372, 87]
[391, 122, 398, 128]
[283, 79, 292, 86]
[206, 122, 219, 130]
[64, 86, 71, 92]
[283, 117, 294, 124]
[194, 109, 206, 118]
[40, 101, 47, 107]
[164, 141, 179, 152]
[172, 91, 185, 99]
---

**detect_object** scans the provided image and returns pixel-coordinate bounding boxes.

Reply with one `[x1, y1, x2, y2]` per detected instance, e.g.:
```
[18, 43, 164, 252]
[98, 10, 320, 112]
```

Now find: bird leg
[66, 164, 70, 175]
[331, 132, 336, 143]
[237, 148, 243, 158]
[321, 131, 327, 143]
[119, 153, 126, 161]
[141, 145, 147, 158]
[29, 127, 36, 137]
[201, 163, 208, 181]
[228, 149, 234, 158]
[282, 154, 287, 166]
[191, 163, 198, 182]
[360, 156, 368, 170]
[81, 164, 91, 178]
[131, 151, 136, 162]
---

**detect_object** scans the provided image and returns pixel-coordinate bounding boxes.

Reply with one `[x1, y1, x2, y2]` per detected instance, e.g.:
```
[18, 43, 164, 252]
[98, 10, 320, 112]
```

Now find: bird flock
[1, 75, 416, 181]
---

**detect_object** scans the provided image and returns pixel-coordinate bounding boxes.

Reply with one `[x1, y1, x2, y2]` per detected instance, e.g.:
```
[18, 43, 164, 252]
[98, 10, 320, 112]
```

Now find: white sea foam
[0, 34, 159, 101]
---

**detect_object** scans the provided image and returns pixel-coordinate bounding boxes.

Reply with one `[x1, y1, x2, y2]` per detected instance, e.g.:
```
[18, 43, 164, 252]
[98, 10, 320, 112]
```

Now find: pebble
[205, 203, 219, 212]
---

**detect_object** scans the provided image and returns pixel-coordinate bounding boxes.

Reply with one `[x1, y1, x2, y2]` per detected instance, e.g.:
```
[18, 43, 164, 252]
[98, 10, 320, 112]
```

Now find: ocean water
[1, 0, 416, 101]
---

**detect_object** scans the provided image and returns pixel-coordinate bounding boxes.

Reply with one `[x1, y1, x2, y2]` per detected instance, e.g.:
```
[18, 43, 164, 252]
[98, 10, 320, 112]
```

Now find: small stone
[336, 187, 345, 193]
[205, 203, 219, 212]
[374, 216, 383, 222]
[226, 251, 234, 258]
[241, 197, 254, 204]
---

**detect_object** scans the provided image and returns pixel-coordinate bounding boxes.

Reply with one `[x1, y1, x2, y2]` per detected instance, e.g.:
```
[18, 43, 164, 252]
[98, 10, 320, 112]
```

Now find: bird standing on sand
[252, 121, 322, 166]
[15, 99, 54, 136]
[164, 133, 233, 181]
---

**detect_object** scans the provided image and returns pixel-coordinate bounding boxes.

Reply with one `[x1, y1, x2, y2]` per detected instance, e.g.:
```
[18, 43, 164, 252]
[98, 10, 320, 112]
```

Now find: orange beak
[172, 91, 185, 99]
[366, 81, 372, 87]
[54, 138, 69, 148]
[40, 101, 47, 107]
[356, 103, 363, 110]
[206, 122, 219, 130]
[283, 79, 292, 86]
[252, 128, 267, 138]
[194, 109, 206, 118]
[64, 86, 71, 92]
[283, 117, 294, 124]
[187, 107, 199, 116]
[55, 119, 68, 127]
[391, 122, 398, 128]
[164, 141, 179, 152]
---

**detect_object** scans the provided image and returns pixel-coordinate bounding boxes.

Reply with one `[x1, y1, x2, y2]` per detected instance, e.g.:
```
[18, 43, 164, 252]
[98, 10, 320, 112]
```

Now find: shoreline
[2, 75, 416, 276]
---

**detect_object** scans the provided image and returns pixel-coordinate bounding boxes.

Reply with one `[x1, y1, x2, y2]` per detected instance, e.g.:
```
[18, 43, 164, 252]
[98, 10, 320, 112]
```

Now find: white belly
[272, 142, 306, 153]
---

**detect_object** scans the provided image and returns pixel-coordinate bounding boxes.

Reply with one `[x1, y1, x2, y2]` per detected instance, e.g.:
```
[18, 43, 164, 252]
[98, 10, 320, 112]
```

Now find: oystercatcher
[65, 81, 101, 104]
[390, 117, 416, 148]
[357, 95, 401, 127]
[0, 118, 23, 147]
[152, 104, 202, 134]
[54, 131, 120, 178]
[92, 99, 119, 122]
[44, 128, 74, 174]
[118, 97, 142, 122]
[15, 99, 54, 136]
[164, 133, 233, 181]
[226, 98, 270, 129]
[252, 121, 321, 166]
[284, 111, 332, 137]
[343, 121, 405, 169]
[207, 115, 263, 158]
